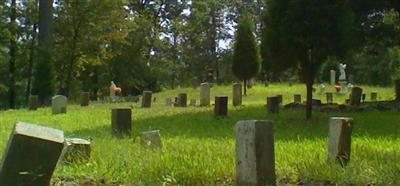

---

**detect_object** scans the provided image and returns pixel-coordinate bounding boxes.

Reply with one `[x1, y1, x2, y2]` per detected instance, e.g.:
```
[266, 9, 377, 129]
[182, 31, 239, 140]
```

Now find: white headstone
[200, 83, 210, 106]
[52, 95, 67, 115]
[330, 70, 336, 85]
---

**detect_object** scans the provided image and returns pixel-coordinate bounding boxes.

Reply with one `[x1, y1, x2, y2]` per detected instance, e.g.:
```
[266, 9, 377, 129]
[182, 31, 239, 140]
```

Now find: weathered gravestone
[52, 95, 67, 115]
[214, 96, 228, 116]
[28, 95, 39, 110]
[200, 83, 211, 106]
[267, 96, 279, 114]
[294, 94, 301, 104]
[328, 117, 353, 166]
[330, 70, 336, 85]
[142, 91, 152, 108]
[349, 87, 363, 106]
[0, 122, 64, 186]
[140, 130, 162, 149]
[80, 92, 90, 106]
[235, 120, 275, 186]
[176, 93, 187, 107]
[61, 138, 91, 164]
[165, 97, 173, 106]
[371, 92, 378, 101]
[326, 92, 333, 104]
[190, 99, 196, 106]
[111, 108, 132, 136]
[233, 83, 242, 107]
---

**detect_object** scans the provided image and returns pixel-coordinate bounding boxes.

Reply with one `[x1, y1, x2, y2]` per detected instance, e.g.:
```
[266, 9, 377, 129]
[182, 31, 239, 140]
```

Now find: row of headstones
[0, 120, 162, 185]
[293, 90, 378, 105]
[28, 92, 91, 113]
[0, 117, 353, 185]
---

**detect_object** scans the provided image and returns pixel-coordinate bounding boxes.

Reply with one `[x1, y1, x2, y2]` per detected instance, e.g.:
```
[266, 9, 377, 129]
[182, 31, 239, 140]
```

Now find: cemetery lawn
[0, 83, 399, 185]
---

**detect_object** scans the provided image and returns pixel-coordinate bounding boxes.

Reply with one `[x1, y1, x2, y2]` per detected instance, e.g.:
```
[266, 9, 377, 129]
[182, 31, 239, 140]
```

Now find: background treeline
[0, 0, 399, 109]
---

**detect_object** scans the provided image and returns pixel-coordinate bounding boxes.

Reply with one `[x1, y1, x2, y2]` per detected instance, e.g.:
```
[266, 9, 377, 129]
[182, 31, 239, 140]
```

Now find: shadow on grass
[69, 105, 399, 142]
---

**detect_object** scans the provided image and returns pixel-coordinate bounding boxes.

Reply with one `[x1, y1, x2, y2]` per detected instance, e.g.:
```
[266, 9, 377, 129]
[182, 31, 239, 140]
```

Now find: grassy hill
[0, 83, 399, 185]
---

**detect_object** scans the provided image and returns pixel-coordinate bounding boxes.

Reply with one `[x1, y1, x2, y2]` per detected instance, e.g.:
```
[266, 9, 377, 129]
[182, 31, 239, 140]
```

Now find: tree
[8, 0, 17, 108]
[32, 0, 55, 104]
[261, 0, 354, 119]
[232, 12, 260, 95]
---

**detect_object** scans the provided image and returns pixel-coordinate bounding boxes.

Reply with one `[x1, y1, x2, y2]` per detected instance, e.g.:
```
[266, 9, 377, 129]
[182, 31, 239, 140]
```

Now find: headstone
[110, 81, 117, 102]
[52, 95, 67, 115]
[233, 83, 242, 107]
[312, 99, 322, 106]
[200, 83, 210, 106]
[214, 96, 228, 116]
[80, 92, 90, 106]
[328, 117, 353, 166]
[165, 98, 173, 106]
[326, 92, 333, 104]
[0, 122, 64, 185]
[111, 108, 132, 136]
[190, 99, 196, 106]
[349, 87, 363, 106]
[339, 63, 347, 94]
[28, 95, 39, 110]
[396, 79, 400, 101]
[267, 96, 279, 114]
[235, 120, 275, 186]
[141, 91, 152, 108]
[330, 70, 336, 85]
[276, 95, 283, 104]
[61, 138, 91, 163]
[140, 130, 162, 149]
[293, 94, 301, 104]
[371, 92, 378, 101]
[176, 93, 187, 107]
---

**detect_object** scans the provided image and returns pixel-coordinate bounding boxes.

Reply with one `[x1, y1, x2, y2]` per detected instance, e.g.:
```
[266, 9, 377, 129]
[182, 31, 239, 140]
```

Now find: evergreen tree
[232, 13, 261, 95]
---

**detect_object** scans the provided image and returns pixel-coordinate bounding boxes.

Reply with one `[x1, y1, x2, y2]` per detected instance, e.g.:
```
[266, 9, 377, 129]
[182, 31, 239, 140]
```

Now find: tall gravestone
[236, 120, 275, 186]
[28, 95, 39, 110]
[294, 94, 301, 104]
[349, 87, 363, 106]
[267, 96, 279, 114]
[330, 70, 336, 85]
[328, 117, 353, 166]
[142, 91, 152, 108]
[200, 83, 210, 106]
[52, 95, 67, 115]
[111, 108, 132, 136]
[232, 83, 242, 106]
[80, 92, 90, 106]
[0, 122, 64, 185]
[176, 93, 187, 107]
[326, 92, 333, 104]
[371, 92, 377, 101]
[214, 96, 228, 116]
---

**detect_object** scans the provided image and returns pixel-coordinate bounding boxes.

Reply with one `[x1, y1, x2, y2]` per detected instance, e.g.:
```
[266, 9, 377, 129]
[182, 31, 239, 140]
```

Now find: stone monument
[338, 63, 347, 94]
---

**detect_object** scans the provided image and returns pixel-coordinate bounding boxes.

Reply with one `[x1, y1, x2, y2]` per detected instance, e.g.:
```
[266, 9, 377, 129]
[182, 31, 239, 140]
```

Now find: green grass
[0, 83, 399, 185]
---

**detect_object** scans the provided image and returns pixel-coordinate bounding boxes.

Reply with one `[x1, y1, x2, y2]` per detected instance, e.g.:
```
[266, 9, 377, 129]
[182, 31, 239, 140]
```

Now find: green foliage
[232, 13, 260, 82]
[32, 43, 55, 103]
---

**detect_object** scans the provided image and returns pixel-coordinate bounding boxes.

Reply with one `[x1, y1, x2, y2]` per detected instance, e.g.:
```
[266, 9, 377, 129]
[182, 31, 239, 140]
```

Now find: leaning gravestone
[0, 122, 64, 186]
[61, 138, 91, 164]
[349, 87, 363, 106]
[326, 92, 333, 104]
[28, 95, 39, 110]
[267, 96, 279, 114]
[214, 96, 228, 116]
[200, 83, 210, 106]
[294, 94, 301, 104]
[80, 92, 90, 106]
[328, 117, 353, 166]
[111, 108, 132, 136]
[142, 91, 152, 108]
[176, 93, 187, 107]
[52, 95, 67, 115]
[371, 92, 378, 101]
[236, 120, 275, 186]
[140, 130, 162, 149]
[232, 83, 242, 106]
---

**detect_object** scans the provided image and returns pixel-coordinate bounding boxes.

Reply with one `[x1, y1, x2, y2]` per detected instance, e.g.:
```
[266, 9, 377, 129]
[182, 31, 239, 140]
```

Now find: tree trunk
[306, 80, 313, 119]
[243, 80, 247, 96]
[8, 0, 17, 109]
[26, 23, 38, 104]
